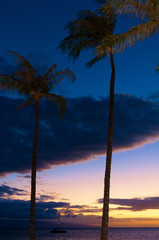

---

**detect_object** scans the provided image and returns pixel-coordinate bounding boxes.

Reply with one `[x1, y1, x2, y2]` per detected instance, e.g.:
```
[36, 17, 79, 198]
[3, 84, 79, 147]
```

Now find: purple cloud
[97, 196, 159, 211]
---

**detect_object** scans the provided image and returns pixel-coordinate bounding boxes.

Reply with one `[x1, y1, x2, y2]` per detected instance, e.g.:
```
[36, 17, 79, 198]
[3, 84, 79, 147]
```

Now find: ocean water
[0, 228, 159, 240]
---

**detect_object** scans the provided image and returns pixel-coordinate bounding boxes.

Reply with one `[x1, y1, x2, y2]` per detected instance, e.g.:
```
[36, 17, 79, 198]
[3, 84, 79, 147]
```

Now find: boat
[50, 213, 66, 233]
[50, 228, 66, 233]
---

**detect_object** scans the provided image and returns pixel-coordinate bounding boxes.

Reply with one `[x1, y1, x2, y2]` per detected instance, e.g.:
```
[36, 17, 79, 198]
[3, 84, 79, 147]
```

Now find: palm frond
[86, 55, 105, 67]
[59, 29, 99, 60]
[97, 1, 116, 23]
[0, 74, 23, 92]
[59, 8, 115, 61]
[127, 20, 159, 40]
[96, 20, 159, 55]
[109, 0, 158, 21]
[77, 9, 98, 19]
[17, 96, 34, 110]
[13, 69, 34, 83]
[42, 64, 57, 82]
[156, 63, 159, 71]
[62, 68, 76, 83]
[114, 0, 148, 19]
[44, 93, 67, 118]
[8, 51, 36, 80]
[47, 68, 75, 90]
[0, 74, 33, 96]
[95, 34, 123, 55]
[60, 36, 101, 60]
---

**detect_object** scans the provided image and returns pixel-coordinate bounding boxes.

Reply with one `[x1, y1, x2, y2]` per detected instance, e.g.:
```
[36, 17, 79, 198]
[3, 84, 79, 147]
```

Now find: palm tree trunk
[30, 100, 39, 240]
[100, 52, 115, 240]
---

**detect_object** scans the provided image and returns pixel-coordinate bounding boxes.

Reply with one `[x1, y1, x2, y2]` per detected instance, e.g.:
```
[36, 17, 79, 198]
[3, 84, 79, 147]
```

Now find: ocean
[0, 228, 159, 240]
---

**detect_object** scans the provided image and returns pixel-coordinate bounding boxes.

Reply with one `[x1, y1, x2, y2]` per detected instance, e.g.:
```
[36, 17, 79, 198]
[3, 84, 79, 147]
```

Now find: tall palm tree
[97, 0, 159, 54]
[59, 3, 122, 240]
[0, 51, 75, 240]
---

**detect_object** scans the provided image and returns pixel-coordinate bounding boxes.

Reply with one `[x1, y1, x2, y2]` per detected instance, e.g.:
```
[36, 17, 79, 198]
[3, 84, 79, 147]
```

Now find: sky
[0, 0, 159, 229]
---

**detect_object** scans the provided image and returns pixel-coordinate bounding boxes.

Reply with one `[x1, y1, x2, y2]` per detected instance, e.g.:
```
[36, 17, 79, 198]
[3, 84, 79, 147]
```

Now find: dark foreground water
[0, 228, 159, 240]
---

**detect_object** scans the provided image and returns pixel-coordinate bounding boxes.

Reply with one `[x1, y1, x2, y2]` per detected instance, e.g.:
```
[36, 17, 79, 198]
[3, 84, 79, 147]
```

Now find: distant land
[0, 219, 97, 229]
[1, 219, 159, 230]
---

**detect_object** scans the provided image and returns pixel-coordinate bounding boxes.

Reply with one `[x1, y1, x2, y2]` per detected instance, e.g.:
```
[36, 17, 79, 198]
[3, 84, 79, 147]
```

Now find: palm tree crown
[59, 7, 116, 66]
[0, 51, 75, 116]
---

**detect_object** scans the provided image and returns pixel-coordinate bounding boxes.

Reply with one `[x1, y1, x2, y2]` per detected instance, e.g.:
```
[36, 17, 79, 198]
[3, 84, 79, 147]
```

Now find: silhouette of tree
[0, 51, 75, 240]
[59, 3, 125, 240]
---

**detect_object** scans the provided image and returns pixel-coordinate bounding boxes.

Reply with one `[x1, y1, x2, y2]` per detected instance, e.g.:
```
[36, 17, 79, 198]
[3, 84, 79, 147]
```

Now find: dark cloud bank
[0, 94, 159, 175]
[0, 197, 71, 229]
[0, 184, 97, 228]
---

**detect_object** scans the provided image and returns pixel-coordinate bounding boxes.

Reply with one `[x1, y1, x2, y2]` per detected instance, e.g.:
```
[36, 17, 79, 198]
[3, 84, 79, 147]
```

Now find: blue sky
[0, 0, 159, 228]
[0, 0, 158, 99]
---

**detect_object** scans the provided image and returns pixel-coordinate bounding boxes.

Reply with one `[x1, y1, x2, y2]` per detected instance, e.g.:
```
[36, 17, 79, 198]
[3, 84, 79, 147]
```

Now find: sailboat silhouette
[50, 213, 66, 233]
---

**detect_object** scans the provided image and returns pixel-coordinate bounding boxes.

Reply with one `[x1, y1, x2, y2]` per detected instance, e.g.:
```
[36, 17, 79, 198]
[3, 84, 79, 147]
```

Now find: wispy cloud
[0, 184, 27, 198]
[37, 194, 55, 201]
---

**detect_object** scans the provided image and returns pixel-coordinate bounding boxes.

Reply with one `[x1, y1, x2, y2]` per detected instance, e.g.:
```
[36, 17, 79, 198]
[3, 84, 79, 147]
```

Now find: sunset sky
[0, 0, 159, 229]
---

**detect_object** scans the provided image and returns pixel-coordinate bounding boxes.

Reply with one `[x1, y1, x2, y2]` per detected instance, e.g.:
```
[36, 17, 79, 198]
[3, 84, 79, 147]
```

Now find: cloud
[18, 175, 31, 179]
[1, 185, 159, 227]
[1, 94, 159, 175]
[0, 184, 63, 203]
[0, 57, 18, 75]
[65, 205, 102, 216]
[0, 188, 101, 221]
[37, 194, 55, 201]
[97, 196, 159, 211]
[97, 198, 104, 204]
[0, 184, 27, 198]
[62, 213, 101, 226]
[0, 198, 69, 220]
[0, 185, 101, 218]
[0, 184, 102, 219]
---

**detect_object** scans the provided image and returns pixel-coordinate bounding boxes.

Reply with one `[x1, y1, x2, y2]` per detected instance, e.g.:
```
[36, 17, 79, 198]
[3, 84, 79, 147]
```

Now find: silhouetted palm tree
[59, 3, 122, 240]
[0, 51, 75, 240]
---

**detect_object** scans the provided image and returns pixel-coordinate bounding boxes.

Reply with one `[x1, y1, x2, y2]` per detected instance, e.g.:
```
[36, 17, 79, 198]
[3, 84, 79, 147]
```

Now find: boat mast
[57, 213, 61, 229]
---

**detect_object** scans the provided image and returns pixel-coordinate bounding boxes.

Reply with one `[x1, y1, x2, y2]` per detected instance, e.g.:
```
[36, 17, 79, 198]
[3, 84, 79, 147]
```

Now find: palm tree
[59, 3, 122, 240]
[97, 0, 159, 54]
[0, 51, 75, 240]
